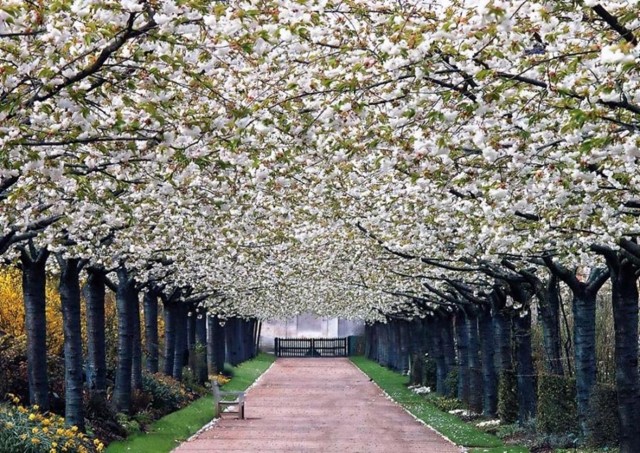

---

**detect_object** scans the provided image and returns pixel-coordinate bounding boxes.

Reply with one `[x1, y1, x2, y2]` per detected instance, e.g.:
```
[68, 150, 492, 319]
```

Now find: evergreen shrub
[536, 374, 578, 435]
[498, 369, 518, 424]
[585, 384, 619, 447]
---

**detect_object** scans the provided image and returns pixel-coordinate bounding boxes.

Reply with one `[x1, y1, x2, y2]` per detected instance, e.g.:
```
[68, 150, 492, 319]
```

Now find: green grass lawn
[106, 353, 275, 453]
[350, 356, 527, 453]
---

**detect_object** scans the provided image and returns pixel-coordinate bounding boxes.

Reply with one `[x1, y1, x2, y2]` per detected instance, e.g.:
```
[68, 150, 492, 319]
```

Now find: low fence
[275, 337, 348, 357]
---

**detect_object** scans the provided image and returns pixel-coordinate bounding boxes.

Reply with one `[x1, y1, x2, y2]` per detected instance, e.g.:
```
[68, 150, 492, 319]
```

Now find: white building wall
[259, 314, 364, 353]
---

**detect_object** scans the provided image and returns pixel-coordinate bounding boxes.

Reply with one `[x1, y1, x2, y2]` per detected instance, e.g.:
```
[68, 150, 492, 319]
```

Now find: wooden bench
[212, 379, 245, 419]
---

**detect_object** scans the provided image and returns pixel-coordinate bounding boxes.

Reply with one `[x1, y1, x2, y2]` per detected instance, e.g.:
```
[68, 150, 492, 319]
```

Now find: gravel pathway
[174, 358, 461, 452]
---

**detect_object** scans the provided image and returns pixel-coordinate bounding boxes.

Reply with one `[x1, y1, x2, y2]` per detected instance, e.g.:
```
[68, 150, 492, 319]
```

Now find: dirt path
[174, 358, 461, 452]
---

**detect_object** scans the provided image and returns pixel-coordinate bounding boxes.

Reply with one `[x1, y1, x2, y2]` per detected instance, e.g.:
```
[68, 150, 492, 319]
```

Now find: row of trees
[17, 253, 260, 431]
[2, 0, 640, 451]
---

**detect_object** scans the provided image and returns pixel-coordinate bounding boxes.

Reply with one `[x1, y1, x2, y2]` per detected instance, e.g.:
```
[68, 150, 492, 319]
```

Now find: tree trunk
[538, 274, 564, 376]
[610, 258, 640, 452]
[143, 289, 159, 373]
[441, 315, 457, 397]
[494, 310, 513, 372]
[163, 300, 177, 376]
[207, 315, 217, 375]
[544, 259, 609, 437]
[187, 306, 196, 371]
[513, 311, 536, 422]
[173, 304, 187, 380]
[195, 312, 208, 384]
[431, 316, 447, 395]
[466, 313, 483, 413]
[455, 313, 470, 405]
[131, 289, 142, 391]
[57, 256, 85, 430]
[572, 291, 597, 435]
[210, 316, 226, 373]
[20, 246, 50, 410]
[114, 267, 135, 413]
[398, 320, 410, 374]
[478, 309, 497, 416]
[84, 268, 106, 394]
[226, 318, 241, 366]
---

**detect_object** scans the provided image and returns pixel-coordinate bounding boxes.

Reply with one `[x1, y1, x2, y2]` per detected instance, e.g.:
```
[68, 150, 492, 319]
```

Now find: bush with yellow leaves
[0, 267, 64, 355]
[0, 394, 103, 453]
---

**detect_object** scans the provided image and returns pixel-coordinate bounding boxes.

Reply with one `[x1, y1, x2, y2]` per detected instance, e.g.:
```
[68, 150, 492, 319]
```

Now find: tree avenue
[1, 0, 639, 451]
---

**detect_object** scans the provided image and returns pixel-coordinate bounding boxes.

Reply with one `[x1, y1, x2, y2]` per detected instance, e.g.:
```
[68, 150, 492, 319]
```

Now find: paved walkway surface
[175, 358, 461, 452]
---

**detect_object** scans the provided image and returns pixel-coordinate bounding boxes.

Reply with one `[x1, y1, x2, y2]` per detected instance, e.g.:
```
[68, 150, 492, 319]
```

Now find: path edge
[348, 358, 464, 453]
[172, 356, 278, 451]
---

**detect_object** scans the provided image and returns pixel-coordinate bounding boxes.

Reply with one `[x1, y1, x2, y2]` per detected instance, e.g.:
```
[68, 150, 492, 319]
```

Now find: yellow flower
[42, 418, 51, 426]
[31, 438, 40, 444]
[43, 427, 49, 433]
[5, 422, 14, 428]
[50, 449, 57, 453]
[20, 434, 27, 440]
[29, 413, 37, 421]
[52, 442, 58, 447]
[71, 425, 78, 432]
[32, 405, 39, 411]
[32, 427, 39, 433]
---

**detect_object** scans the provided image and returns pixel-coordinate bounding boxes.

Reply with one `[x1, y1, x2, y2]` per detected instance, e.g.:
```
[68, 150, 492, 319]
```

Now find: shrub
[426, 394, 464, 412]
[444, 369, 458, 398]
[498, 369, 518, 424]
[536, 374, 578, 435]
[141, 373, 191, 414]
[115, 413, 141, 436]
[423, 358, 437, 389]
[409, 354, 424, 385]
[496, 422, 526, 440]
[585, 384, 619, 447]
[180, 367, 207, 394]
[0, 397, 103, 453]
[0, 335, 29, 401]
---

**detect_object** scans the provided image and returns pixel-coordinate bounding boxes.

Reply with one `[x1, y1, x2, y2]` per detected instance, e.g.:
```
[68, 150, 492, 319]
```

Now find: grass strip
[350, 356, 525, 451]
[106, 353, 275, 453]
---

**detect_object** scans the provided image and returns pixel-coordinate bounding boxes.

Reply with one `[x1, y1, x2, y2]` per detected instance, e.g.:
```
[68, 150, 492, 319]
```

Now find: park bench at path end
[213, 379, 246, 419]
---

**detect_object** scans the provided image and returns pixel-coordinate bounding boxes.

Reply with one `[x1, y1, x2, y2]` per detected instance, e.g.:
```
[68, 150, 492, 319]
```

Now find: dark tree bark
[57, 256, 85, 430]
[225, 317, 241, 366]
[143, 289, 159, 373]
[398, 320, 411, 374]
[186, 306, 196, 372]
[455, 313, 470, 405]
[441, 314, 457, 396]
[113, 267, 136, 413]
[131, 289, 142, 390]
[431, 316, 447, 395]
[162, 297, 177, 376]
[494, 309, 513, 373]
[544, 256, 609, 437]
[536, 274, 565, 376]
[206, 315, 217, 375]
[592, 245, 640, 452]
[513, 311, 536, 422]
[84, 268, 107, 394]
[20, 244, 50, 410]
[173, 303, 187, 380]
[195, 311, 208, 384]
[208, 315, 226, 373]
[478, 308, 498, 417]
[466, 312, 483, 414]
